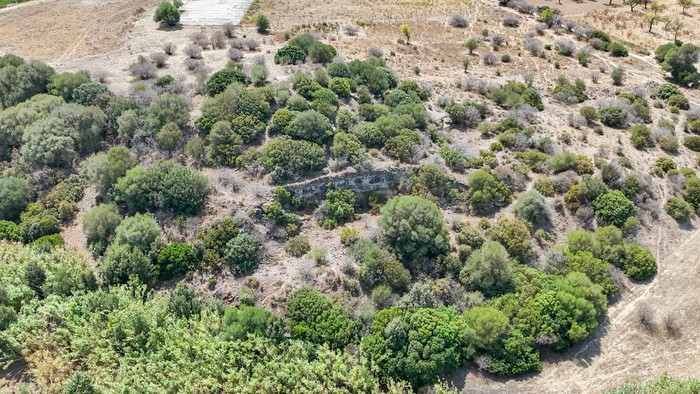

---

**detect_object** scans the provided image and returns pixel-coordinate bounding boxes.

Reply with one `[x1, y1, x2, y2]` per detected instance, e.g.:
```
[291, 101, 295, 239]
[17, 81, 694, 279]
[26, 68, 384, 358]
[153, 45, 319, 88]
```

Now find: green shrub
[255, 14, 269, 32]
[206, 68, 246, 96]
[328, 77, 351, 98]
[668, 94, 690, 110]
[196, 218, 239, 263]
[655, 157, 677, 173]
[0, 220, 20, 242]
[654, 83, 682, 99]
[157, 243, 195, 280]
[340, 227, 360, 245]
[579, 106, 599, 124]
[19, 205, 61, 243]
[600, 107, 626, 128]
[315, 188, 355, 229]
[153, 2, 180, 25]
[665, 197, 694, 219]
[607, 42, 628, 57]
[0, 177, 29, 221]
[487, 218, 531, 261]
[29, 233, 64, 248]
[48, 71, 91, 102]
[357, 245, 411, 291]
[260, 136, 325, 181]
[327, 62, 350, 78]
[225, 233, 258, 274]
[0, 57, 55, 109]
[552, 84, 584, 103]
[113, 160, 210, 215]
[147, 93, 191, 130]
[82, 203, 121, 248]
[308, 42, 335, 64]
[533, 177, 555, 196]
[379, 195, 449, 261]
[689, 120, 700, 134]
[513, 189, 548, 224]
[285, 235, 310, 257]
[275, 45, 307, 64]
[251, 65, 269, 87]
[460, 240, 513, 296]
[155, 75, 175, 87]
[72, 82, 110, 106]
[284, 109, 333, 143]
[624, 243, 656, 280]
[286, 286, 353, 350]
[592, 191, 637, 227]
[467, 169, 512, 212]
[156, 121, 182, 151]
[100, 244, 155, 286]
[683, 136, 700, 151]
[113, 212, 161, 255]
[630, 124, 651, 149]
[659, 136, 679, 153]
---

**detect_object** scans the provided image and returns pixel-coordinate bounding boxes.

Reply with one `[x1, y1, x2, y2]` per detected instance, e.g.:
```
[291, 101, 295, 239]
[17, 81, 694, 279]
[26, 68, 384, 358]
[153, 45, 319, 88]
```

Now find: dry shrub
[522, 37, 543, 55]
[503, 15, 520, 27]
[227, 48, 244, 61]
[636, 301, 656, 333]
[482, 51, 498, 65]
[190, 31, 210, 49]
[343, 25, 359, 36]
[298, 262, 315, 284]
[92, 69, 108, 83]
[129, 62, 157, 79]
[663, 313, 682, 338]
[367, 46, 383, 57]
[150, 52, 168, 68]
[183, 58, 203, 71]
[211, 31, 228, 49]
[475, 355, 493, 372]
[245, 38, 261, 51]
[252, 54, 266, 65]
[183, 44, 202, 59]
[222, 22, 236, 38]
[608, 265, 628, 291]
[229, 38, 247, 49]
[491, 33, 505, 47]
[162, 42, 176, 55]
[449, 14, 469, 28]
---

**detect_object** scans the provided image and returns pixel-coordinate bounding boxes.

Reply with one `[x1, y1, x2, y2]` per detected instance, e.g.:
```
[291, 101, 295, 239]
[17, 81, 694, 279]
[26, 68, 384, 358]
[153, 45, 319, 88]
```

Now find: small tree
[154, 2, 180, 26]
[611, 67, 626, 85]
[678, 0, 692, 13]
[466, 39, 479, 54]
[663, 18, 684, 41]
[462, 58, 470, 72]
[400, 24, 412, 44]
[255, 14, 270, 33]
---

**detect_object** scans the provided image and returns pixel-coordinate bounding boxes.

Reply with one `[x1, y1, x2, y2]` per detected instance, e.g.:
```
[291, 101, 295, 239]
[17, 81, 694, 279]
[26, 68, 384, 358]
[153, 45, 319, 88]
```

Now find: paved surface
[179, 0, 254, 26]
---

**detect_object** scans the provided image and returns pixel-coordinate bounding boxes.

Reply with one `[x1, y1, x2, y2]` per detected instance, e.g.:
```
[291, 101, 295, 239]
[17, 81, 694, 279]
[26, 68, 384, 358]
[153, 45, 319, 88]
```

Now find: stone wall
[285, 169, 410, 203]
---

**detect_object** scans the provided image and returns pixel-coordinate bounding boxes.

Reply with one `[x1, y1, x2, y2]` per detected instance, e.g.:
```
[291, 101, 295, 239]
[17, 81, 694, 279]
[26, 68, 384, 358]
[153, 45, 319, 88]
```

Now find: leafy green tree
[147, 93, 191, 131]
[100, 244, 155, 286]
[592, 225, 627, 268]
[284, 110, 333, 144]
[83, 203, 122, 249]
[113, 212, 161, 255]
[308, 42, 335, 64]
[223, 305, 284, 342]
[314, 188, 355, 229]
[361, 307, 464, 387]
[567, 228, 594, 254]
[168, 284, 202, 319]
[0, 58, 55, 109]
[71, 82, 110, 106]
[467, 170, 512, 212]
[259, 136, 326, 181]
[379, 196, 449, 262]
[19, 204, 61, 243]
[25, 261, 46, 297]
[47, 71, 90, 102]
[0, 221, 21, 241]
[565, 251, 618, 295]
[286, 286, 354, 350]
[20, 116, 78, 167]
[488, 219, 531, 261]
[460, 240, 513, 296]
[357, 245, 411, 291]
[224, 233, 258, 275]
[153, 2, 180, 25]
[592, 191, 637, 227]
[513, 189, 548, 224]
[156, 121, 182, 151]
[330, 132, 368, 166]
[465, 306, 510, 351]
[0, 177, 29, 221]
[660, 43, 700, 86]
[156, 242, 194, 280]
[81, 146, 136, 195]
[624, 243, 657, 280]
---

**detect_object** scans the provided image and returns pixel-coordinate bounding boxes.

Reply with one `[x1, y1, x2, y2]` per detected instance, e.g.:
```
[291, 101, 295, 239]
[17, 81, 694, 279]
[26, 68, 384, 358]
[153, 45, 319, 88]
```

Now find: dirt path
[61, 186, 97, 267]
[451, 219, 700, 393]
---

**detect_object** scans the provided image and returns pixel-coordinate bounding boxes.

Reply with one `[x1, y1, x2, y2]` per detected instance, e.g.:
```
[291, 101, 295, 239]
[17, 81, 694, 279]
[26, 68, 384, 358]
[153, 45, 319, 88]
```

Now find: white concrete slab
[179, 0, 254, 26]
